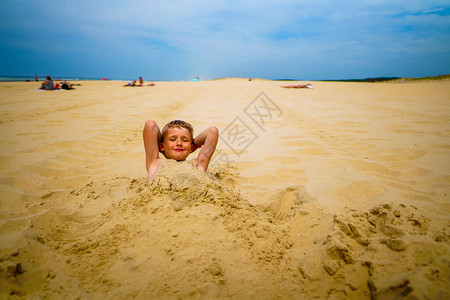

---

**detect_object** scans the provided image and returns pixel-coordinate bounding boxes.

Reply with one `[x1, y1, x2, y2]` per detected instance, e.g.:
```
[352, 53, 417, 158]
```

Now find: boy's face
[160, 127, 193, 161]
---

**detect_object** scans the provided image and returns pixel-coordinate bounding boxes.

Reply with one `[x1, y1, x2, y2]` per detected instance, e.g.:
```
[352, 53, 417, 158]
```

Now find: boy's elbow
[209, 126, 219, 137]
[144, 119, 157, 129]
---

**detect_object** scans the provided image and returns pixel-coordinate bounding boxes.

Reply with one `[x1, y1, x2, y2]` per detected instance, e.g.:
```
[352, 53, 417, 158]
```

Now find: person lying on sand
[123, 80, 137, 87]
[143, 120, 219, 181]
[282, 83, 313, 89]
[61, 81, 75, 90]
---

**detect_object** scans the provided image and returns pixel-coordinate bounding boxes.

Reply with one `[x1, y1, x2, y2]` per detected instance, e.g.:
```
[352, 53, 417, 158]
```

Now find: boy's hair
[160, 120, 194, 143]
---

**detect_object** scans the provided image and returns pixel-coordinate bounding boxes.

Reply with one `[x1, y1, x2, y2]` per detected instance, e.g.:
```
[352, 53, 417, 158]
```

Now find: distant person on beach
[139, 77, 156, 86]
[39, 76, 54, 90]
[143, 120, 219, 181]
[35, 75, 39, 82]
[61, 81, 75, 90]
[282, 83, 313, 89]
[123, 80, 137, 87]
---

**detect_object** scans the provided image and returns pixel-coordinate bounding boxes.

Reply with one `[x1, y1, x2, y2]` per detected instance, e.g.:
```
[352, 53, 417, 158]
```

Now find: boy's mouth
[174, 148, 185, 152]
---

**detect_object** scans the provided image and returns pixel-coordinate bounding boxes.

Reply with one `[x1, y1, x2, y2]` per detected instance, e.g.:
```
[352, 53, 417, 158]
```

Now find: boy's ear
[159, 142, 164, 152]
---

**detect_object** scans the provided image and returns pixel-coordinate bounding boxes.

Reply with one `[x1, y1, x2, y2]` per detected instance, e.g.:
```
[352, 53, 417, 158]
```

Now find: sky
[0, 0, 449, 81]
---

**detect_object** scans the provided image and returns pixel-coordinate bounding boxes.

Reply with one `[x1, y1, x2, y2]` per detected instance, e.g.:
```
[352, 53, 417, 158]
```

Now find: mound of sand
[1, 160, 448, 298]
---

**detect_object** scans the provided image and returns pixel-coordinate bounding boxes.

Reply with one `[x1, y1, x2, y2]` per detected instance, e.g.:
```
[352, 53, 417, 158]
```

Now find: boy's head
[160, 120, 194, 161]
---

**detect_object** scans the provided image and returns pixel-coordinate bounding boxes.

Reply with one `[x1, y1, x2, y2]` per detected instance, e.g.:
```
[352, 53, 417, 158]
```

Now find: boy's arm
[143, 120, 162, 181]
[193, 126, 219, 171]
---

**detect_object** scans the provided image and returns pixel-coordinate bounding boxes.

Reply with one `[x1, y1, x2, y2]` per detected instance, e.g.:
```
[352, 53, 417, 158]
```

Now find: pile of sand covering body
[1, 159, 449, 299]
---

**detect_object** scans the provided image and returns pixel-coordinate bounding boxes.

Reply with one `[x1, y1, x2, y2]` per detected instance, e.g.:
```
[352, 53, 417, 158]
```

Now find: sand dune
[0, 79, 449, 298]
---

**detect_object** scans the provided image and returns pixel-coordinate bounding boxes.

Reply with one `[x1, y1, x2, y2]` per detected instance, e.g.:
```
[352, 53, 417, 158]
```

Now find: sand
[0, 78, 449, 299]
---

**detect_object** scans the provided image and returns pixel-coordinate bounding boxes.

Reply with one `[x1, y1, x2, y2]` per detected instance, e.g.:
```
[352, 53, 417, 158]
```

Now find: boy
[143, 120, 219, 181]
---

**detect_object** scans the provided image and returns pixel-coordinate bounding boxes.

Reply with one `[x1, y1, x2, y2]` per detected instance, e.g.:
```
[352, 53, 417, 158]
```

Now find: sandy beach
[0, 78, 449, 299]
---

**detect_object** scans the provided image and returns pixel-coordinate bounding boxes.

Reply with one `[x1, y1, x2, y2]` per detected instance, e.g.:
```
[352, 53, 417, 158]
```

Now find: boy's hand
[195, 127, 218, 171]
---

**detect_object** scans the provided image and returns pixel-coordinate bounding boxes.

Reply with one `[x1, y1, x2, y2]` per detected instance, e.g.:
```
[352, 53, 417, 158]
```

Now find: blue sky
[0, 0, 449, 80]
